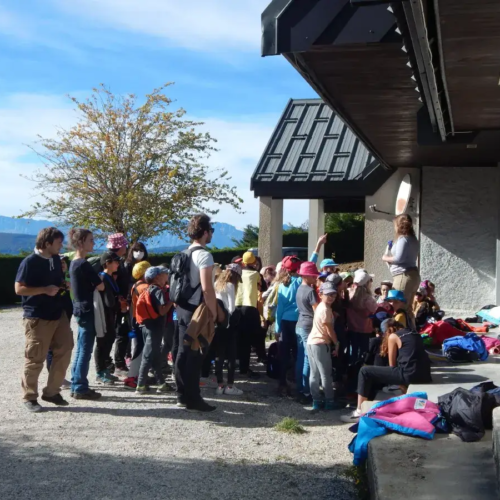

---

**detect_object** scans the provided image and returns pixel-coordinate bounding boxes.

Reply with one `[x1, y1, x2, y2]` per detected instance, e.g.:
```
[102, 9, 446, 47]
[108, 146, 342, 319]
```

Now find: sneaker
[96, 372, 115, 386]
[177, 398, 187, 408]
[224, 386, 243, 396]
[199, 377, 218, 388]
[325, 400, 347, 411]
[136, 385, 150, 394]
[186, 400, 217, 413]
[72, 389, 102, 400]
[215, 385, 225, 396]
[114, 368, 129, 379]
[106, 371, 119, 382]
[123, 377, 138, 390]
[157, 383, 175, 394]
[277, 385, 290, 398]
[312, 400, 324, 411]
[41, 393, 69, 406]
[60, 379, 71, 390]
[340, 409, 362, 423]
[106, 362, 116, 374]
[297, 393, 313, 406]
[24, 400, 43, 413]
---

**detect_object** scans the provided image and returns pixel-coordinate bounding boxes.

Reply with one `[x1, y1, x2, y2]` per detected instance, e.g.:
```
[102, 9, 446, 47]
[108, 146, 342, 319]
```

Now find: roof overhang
[262, 0, 500, 169]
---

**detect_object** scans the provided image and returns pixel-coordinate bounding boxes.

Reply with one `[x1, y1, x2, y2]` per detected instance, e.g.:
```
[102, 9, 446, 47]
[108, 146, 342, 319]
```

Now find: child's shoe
[123, 377, 138, 389]
[136, 385, 149, 394]
[215, 385, 225, 396]
[325, 399, 346, 411]
[224, 385, 243, 396]
[96, 371, 115, 386]
[157, 383, 175, 394]
[312, 400, 324, 411]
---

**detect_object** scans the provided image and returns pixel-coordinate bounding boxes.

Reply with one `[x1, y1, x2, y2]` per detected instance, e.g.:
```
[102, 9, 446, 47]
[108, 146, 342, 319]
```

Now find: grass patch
[274, 417, 307, 435]
[344, 465, 369, 500]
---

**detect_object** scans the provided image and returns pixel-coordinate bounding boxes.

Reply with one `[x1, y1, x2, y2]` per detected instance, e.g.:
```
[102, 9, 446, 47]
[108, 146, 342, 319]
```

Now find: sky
[0, 0, 317, 229]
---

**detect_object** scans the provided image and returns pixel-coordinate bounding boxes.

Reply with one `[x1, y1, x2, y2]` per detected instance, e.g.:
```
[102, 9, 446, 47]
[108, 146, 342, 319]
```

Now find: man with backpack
[170, 214, 217, 412]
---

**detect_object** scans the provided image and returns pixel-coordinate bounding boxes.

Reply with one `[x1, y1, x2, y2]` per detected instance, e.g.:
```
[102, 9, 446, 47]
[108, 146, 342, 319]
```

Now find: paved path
[0, 307, 357, 500]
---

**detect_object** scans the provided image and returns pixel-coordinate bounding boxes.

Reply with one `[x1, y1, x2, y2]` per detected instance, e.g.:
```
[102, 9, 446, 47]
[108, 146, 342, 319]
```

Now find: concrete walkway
[367, 349, 500, 499]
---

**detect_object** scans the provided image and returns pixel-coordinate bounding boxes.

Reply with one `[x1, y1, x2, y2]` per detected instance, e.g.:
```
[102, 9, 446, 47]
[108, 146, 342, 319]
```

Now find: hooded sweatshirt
[276, 276, 302, 333]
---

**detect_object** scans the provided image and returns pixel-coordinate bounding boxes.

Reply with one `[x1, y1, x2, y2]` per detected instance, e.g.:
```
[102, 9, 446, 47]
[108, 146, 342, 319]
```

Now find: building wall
[364, 168, 421, 283]
[420, 167, 498, 315]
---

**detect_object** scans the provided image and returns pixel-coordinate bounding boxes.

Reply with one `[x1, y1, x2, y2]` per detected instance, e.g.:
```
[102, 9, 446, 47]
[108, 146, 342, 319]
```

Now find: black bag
[169, 246, 203, 308]
[444, 346, 479, 363]
[266, 341, 280, 379]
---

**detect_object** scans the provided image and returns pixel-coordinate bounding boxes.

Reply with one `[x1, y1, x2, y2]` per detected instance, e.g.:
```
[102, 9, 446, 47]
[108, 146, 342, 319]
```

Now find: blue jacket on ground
[443, 333, 488, 361]
[276, 276, 302, 333]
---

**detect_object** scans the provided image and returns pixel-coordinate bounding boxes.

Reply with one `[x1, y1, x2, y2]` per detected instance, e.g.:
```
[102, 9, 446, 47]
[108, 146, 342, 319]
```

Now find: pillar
[496, 164, 500, 305]
[308, 199, 325, 263]
[258, 197, 283, 267]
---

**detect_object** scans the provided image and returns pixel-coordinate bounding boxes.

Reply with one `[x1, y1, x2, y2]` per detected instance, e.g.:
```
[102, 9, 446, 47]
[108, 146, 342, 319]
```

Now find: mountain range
[0, 215, 244, 255]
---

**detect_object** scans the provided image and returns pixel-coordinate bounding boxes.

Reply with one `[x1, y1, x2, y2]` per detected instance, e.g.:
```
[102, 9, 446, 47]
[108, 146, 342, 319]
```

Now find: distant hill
[0, 232, 37, 255]
[0, 215, 244, 255]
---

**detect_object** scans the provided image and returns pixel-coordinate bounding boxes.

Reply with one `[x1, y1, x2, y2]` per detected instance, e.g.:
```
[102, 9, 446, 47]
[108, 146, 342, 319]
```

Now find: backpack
[266, 341, 280, 379]
[169, 246, 204, 308]
[131, 280, 149, 319]
[135, 286, 160, 324]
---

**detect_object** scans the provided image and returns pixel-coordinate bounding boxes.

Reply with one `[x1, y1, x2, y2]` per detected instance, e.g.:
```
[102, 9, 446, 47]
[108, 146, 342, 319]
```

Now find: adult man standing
[106, 233, 130, 376]
[235, 251, 261, 379]
[174, 214, 217, 412]
[15, 227, 74, 412]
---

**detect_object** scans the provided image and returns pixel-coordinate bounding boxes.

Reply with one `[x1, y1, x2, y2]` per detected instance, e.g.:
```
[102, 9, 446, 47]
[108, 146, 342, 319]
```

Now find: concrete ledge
[493, 407, 500, 498]
[367, 432, 496, 500]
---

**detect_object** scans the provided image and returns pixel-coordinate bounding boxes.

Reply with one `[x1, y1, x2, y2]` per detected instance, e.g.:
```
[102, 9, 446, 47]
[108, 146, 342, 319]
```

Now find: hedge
[0, 248, 248, 306]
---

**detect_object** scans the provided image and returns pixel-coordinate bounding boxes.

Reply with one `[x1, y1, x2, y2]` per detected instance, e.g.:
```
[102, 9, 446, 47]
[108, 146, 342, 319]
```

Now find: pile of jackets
[438, 383, 500, 442]
[442, 333, 488, 363]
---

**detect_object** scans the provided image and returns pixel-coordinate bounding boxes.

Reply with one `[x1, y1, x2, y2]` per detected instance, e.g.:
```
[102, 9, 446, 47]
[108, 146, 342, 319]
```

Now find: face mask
[133, 251, 145, 261]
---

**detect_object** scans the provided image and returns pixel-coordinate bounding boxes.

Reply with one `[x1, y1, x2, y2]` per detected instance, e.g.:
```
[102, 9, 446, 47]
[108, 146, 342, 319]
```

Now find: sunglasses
[209, 227, 215, 234]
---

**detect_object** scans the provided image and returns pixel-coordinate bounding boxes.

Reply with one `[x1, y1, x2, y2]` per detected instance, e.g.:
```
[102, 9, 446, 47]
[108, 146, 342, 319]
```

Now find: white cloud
[0, 92, 309, 226]
[52, 0, 267, 52]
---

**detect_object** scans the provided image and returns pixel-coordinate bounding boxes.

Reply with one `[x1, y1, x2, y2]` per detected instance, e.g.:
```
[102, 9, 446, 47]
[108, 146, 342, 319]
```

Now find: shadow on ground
[0, 438, 357, 500]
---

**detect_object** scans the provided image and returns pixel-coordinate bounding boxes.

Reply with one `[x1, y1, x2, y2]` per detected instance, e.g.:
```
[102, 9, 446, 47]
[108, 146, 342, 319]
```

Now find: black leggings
[237, 306, 261, 374]
[357, 365, 409, 398]
[215, 326, 238, 385]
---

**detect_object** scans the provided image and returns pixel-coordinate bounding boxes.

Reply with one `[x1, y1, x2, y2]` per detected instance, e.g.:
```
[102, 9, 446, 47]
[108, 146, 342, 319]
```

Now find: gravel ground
[0, 307, 358, 500]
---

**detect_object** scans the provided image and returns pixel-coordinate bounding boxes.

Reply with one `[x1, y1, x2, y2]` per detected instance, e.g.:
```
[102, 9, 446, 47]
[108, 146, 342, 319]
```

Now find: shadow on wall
[0, 437, 357, 500]
[420, 167, 497, 313]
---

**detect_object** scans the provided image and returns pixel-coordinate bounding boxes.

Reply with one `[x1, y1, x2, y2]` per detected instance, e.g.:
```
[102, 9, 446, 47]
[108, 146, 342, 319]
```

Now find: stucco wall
[420, 167, 497, 315]
[365, 168, 421, 283]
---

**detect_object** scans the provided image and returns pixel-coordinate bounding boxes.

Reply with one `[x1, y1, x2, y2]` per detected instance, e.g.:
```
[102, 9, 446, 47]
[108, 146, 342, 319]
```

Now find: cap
[282, 255, 301, 273]
[381, 280, 393, 287]
[145, 266, 169, 282]
[340, 272, 353, 280]
[319, 258, 338, 270]
[416, 286, 428, 297]
[353, 269, 375, 287]
[132, 261, 151, 280]
[227, 263, 242, 278]
[242, 251, 256, 266]
[386, 289, 407, 303]
[298, 262, 320, 277]
[107, 233, 128, 250]
[100, 251, 121, 266]
[326, 273, 343, 287]
[380, 318, 392, 334]
[319, 282, 338, 296]
[260, 265, 275, 276]
[318, 272, 329, 279]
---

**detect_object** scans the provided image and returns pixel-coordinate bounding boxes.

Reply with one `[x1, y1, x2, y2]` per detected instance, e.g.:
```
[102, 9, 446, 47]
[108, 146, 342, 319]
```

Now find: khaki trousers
[22, 312, 74, 401]
[393, 269, 420, 329]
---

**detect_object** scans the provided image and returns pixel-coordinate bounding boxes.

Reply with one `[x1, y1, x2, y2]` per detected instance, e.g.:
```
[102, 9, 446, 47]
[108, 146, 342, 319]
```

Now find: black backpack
[169, 246, 203, 308]
[266, 342, 280, 379]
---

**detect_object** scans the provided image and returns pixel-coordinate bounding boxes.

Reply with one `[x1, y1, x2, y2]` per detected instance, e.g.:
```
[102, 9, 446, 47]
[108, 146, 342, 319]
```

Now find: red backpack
[135, 286, 160, 324]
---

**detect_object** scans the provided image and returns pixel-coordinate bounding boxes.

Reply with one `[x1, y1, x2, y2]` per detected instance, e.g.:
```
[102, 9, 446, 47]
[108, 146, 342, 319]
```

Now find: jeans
[357, 365, 409, 398]
[138, 324, 165, 387]
[278, 319, 297, 387]
[94, 308, 117, 373]
[307, 343, 334, 402]
[71, 311, 97, 394]
[175, 306, 203, 406]
[237, 306, 261, 374]
[295, 327, 310, 395]
[161, 321, 175, 361]
[171, 320, 180, 365]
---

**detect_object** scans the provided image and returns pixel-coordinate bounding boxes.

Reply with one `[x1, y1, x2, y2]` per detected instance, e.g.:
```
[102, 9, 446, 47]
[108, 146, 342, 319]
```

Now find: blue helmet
[386, 289, 407, 303]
